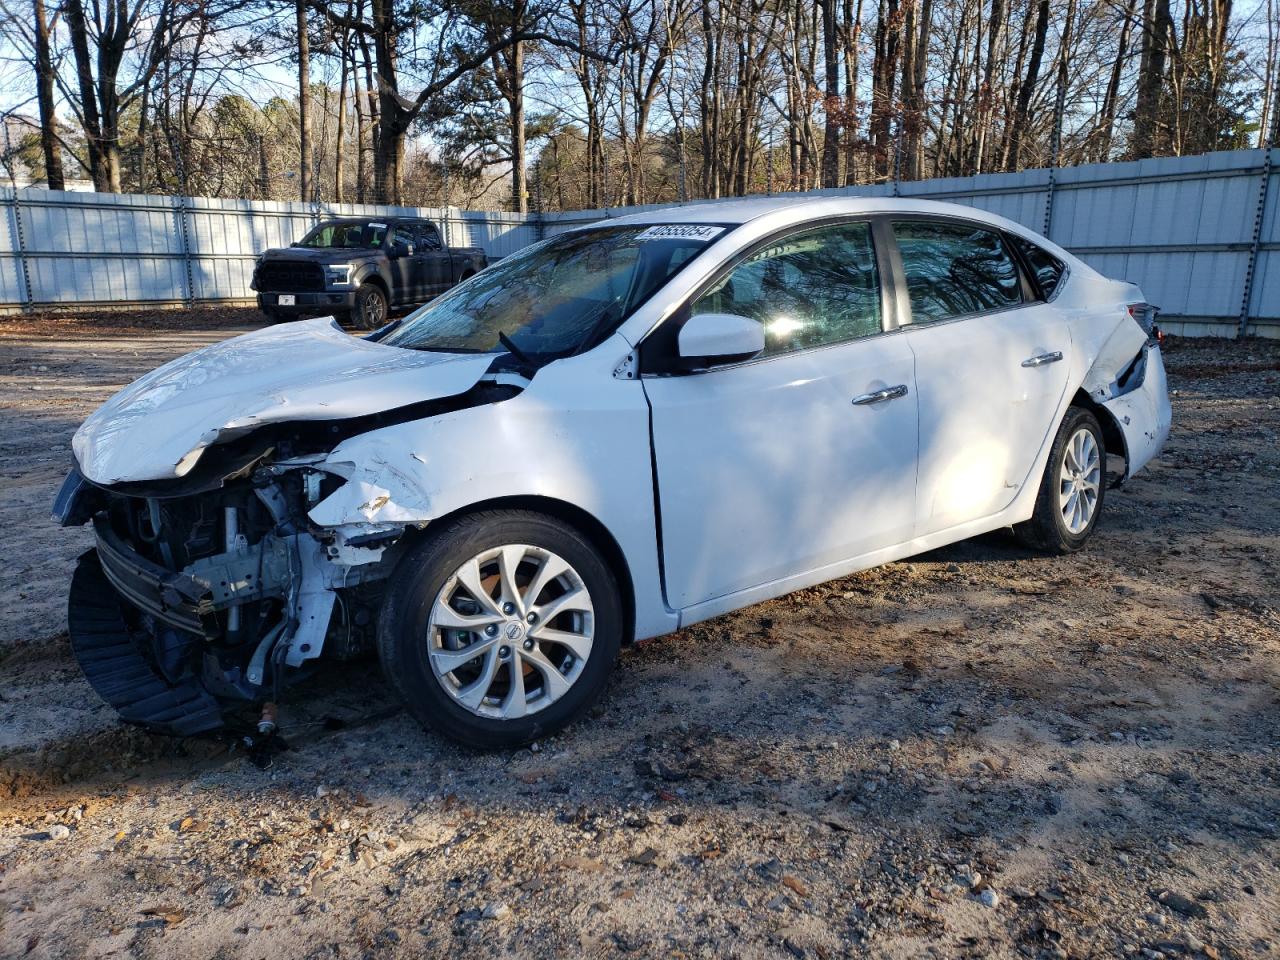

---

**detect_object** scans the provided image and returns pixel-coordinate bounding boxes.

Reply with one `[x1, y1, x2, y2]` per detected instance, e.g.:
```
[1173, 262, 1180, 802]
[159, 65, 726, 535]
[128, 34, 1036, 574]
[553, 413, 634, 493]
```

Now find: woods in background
[0, 0, 1276, 211]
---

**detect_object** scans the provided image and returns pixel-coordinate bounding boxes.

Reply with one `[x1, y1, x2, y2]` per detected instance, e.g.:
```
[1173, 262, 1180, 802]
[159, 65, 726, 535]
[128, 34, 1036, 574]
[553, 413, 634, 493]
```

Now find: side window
[417, 222, 443, 249]
[390, 224, 416, 249]
[1007, 233, 1065, 300]
[892, 220, 1022, 323]
[690, 221, 881, 358]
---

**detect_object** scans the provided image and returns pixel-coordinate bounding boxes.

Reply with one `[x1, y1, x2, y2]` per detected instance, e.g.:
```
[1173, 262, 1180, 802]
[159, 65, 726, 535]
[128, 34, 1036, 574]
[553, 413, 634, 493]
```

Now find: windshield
[297, 220, 388, 249]
[379, 224, 723, 357]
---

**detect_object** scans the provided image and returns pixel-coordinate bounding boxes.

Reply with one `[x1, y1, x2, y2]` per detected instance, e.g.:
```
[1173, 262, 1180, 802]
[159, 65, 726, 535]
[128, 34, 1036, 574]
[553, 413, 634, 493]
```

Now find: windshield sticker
[635, 224, 725, 242]
[368, 222, 387, 229]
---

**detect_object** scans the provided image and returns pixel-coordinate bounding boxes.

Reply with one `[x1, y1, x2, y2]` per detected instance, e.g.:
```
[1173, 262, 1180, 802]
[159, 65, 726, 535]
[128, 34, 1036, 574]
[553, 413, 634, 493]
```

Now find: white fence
[2, 147, 1278, 336]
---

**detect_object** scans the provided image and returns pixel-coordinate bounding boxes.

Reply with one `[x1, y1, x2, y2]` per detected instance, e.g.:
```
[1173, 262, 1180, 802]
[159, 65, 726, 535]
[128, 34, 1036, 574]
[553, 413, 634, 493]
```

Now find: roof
[587, 193, 1082, 269]
[599, 195, 999, 227]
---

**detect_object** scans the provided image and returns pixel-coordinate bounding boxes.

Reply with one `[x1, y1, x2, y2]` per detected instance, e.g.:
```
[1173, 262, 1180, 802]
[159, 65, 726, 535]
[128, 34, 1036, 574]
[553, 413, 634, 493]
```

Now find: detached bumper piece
[91, 515, 216, 637]
[68, 550, 224, 736]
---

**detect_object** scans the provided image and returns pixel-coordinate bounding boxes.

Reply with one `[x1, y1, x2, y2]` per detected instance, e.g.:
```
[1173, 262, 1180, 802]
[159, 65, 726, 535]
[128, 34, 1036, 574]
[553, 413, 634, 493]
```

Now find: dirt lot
[0, 308, 1277, 960]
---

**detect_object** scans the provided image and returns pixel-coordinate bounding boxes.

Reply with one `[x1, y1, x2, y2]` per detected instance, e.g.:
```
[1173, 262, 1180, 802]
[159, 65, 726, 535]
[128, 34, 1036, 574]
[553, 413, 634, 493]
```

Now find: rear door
[888, 218, 1071, 537]
[641, 219, 919, 613]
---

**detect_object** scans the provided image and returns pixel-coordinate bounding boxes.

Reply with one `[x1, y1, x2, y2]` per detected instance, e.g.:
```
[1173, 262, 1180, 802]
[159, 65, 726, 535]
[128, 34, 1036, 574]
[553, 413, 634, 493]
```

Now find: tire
[377, 510, 623, 749]
[353, 284, 388, 330]
[1014, 405, 1107, 553]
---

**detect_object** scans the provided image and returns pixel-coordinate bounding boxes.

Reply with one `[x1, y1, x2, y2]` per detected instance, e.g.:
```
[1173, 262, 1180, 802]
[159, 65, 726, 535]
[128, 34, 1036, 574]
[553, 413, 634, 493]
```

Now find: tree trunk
[842, 0, 864, 185]
[369, 0, 404, 204]
[899, 0, 931, 181]
[869, 0, 900, 181]
[32, 0, 64, 190]
[1007, 0, 1048, 169]
[63, 0, 107, 190]
[296, 0, 313, 201]
[335, 31, 348, 203]
[1097, 0, 1137, 161]
[511, 38, 527, 213]
[1132, 0, 1172, 158]
[820, 0, 840, 188]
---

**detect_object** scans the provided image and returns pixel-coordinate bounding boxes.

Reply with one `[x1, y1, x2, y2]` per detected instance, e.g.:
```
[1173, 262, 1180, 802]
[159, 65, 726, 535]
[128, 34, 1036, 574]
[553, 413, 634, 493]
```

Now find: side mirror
[390, 240, 414, 257]
[677, 312, 764, 364]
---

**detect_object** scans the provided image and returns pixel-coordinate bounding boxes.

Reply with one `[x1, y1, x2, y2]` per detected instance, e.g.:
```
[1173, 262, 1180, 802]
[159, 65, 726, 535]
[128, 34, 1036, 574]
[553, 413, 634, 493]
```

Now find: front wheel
[1015, 405, 1107, 553]
[352, 284, 388, 330]
[377, 511, 623, 749]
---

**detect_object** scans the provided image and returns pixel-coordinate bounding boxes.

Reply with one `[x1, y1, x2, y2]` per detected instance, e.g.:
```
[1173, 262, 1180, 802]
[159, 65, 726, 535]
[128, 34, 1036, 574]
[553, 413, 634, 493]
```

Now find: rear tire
[1014, 405, 1106, 554]
[353, 284, 388, 330]
[377, 511, 622, 749]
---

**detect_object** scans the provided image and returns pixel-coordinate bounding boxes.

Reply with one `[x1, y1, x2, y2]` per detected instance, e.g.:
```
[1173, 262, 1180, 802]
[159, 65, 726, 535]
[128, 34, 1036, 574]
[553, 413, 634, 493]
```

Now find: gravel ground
[0, 309, 1278, 960]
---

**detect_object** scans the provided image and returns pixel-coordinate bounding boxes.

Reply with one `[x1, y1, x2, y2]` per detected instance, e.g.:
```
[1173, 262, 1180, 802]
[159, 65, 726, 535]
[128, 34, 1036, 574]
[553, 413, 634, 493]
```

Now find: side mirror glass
[677, 312, 764, 364]
[391, 240, 414, 257]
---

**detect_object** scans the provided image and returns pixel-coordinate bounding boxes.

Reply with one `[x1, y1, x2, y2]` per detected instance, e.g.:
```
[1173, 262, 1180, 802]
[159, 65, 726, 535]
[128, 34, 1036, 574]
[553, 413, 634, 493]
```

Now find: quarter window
[690, 221, 881, 358]
[1007, 233, 1066, 300]
[893, 220, 1022, 323]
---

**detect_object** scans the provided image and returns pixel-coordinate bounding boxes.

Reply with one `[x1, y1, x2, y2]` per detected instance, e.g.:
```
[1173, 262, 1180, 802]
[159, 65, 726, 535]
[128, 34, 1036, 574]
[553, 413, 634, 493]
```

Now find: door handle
[852, 384, 909, 405]
[1021, 351, 1064, 367]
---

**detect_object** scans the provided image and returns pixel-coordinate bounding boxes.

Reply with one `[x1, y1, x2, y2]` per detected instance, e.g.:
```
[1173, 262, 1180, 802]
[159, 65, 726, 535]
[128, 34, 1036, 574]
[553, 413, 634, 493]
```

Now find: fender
[304, 336, 679, 642]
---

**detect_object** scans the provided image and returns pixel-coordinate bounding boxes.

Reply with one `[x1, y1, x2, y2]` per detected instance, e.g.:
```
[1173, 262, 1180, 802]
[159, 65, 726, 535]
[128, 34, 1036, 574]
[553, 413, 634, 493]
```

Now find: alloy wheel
[361, 290, 386, 328]
[427, 545, 595, 720]
[1059, 426, 1101, 534]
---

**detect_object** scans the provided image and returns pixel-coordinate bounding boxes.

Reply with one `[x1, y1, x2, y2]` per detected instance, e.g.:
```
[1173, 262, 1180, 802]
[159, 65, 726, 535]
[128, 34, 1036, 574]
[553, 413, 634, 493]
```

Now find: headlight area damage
[53, 322, 525, 738]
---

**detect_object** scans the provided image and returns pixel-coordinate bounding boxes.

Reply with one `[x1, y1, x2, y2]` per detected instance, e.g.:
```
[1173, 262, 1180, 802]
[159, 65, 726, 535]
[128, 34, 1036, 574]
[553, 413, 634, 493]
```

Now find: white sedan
[57, 197, 1171, 748]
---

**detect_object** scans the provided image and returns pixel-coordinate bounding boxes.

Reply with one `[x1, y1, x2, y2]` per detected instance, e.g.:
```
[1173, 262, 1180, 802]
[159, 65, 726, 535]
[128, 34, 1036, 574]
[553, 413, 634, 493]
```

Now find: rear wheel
[1015, 405, 1106, 553]
[353, 284, 388, 330]
[378, 511, 622, 749]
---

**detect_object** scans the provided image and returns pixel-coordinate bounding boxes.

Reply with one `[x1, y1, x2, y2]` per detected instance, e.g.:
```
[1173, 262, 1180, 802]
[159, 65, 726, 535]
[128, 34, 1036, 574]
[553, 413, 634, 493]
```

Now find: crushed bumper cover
[1099, 342, 1172, 483]
[91, 516, 218, 637]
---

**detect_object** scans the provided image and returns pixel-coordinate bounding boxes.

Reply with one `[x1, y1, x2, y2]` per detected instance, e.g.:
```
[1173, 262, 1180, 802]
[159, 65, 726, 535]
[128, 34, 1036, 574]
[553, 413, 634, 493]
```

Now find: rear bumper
[1101, 342, 1172, 482]
[257, 291, 358, 315]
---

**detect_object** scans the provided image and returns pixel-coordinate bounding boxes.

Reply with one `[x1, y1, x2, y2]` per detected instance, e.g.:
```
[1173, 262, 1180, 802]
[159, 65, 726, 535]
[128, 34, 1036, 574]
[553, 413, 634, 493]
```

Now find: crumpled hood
[73, 317, 495, 484]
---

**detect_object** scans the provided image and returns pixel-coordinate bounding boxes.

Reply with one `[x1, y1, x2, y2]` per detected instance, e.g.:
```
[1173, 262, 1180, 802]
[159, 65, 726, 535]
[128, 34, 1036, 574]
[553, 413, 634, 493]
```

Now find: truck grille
[256, 260, 325, 292]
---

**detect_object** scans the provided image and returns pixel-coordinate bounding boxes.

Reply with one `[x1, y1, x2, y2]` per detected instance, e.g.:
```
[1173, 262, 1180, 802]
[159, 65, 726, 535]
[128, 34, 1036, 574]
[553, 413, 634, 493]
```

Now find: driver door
[641, 220, 919, 614]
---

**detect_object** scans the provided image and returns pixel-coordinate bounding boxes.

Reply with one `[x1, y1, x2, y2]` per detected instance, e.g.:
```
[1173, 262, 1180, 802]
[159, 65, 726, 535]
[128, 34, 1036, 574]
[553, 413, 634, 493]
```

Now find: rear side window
[417, 222, 443, 249]
[691, 220, 881, 358]
[892, 220, 1022, 323]
[1007, 233, 1066, 300]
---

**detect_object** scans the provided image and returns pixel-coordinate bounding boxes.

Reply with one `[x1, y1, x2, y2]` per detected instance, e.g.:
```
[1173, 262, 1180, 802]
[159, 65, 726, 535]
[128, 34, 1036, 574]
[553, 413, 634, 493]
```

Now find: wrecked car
[55, 198, 1171, 749]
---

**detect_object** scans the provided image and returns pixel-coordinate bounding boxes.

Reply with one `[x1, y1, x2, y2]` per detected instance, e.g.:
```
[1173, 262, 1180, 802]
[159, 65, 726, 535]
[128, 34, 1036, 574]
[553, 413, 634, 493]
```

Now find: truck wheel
[353, 284, 388, 330]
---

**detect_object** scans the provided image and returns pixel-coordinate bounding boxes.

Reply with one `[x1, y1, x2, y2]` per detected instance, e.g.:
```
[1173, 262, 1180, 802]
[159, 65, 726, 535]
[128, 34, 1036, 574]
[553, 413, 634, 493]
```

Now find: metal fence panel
[1, 148, 1277, 335]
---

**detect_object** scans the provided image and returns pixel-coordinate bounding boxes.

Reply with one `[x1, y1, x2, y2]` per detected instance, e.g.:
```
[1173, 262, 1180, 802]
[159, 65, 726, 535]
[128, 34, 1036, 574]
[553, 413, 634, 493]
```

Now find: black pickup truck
[251, 217, 488, 329]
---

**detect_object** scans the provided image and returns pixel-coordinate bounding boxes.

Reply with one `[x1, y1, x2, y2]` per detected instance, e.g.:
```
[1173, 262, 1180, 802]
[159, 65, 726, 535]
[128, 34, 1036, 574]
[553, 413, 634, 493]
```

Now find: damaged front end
[53, 318, 526, 736]
[55, 456, 400, 735]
